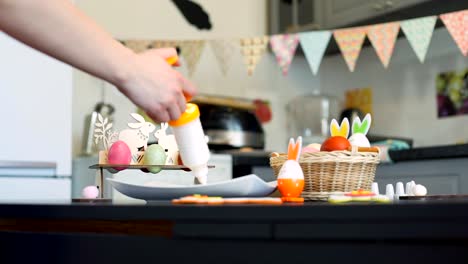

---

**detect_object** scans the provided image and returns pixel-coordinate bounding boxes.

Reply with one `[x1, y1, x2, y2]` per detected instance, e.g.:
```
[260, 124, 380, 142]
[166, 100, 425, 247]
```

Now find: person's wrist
[110, 47, 138, 92]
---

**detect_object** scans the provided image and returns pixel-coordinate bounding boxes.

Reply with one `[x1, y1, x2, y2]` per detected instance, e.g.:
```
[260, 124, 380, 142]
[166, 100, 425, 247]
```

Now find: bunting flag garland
[118, 8, 468, 77]
[148, 40, 180, 49]
[209, 39, 237, 76]
[333, 27, 367, 72]
[270, 34, 300, 75]
[400, 16, 437, 63]
[299, 31, 332, 75]
[367, 22, 400, 68]
[239, 36, 269, 76]
[121, 40, 179, 53]
[440, 10, 468, 56]
[178, 40, 206, 76]
[120, 40, 154, 53]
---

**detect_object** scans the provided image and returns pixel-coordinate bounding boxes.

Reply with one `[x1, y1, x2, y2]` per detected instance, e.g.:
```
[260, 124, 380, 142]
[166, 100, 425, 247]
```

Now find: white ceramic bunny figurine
[277, 136, 305, 198]
[118, 113, 156, 156]
[154, 123, 179, 165]
[348, 113, 371, 147]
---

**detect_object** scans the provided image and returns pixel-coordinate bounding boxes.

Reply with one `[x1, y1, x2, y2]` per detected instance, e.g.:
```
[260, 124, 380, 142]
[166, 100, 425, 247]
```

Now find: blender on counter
[286, 93, 340, 146]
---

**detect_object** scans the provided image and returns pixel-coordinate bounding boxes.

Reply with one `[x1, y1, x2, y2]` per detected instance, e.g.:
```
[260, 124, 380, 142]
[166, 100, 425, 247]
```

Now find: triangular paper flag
[367, 22, 400, 68]
[239, 36, 269, 76]
[178, 40, 206, 76]
[149, 40, 179, 49]
[120, 40, 153, 53]
[120, 40, 179, 53]
[270, 34, 300, 75]
[299, 31, 332, 75]
[401, 16, 437, 63]
[209, 39, 237, 76]
[333, 27, 367, 72]
[440, 10, 468, 56]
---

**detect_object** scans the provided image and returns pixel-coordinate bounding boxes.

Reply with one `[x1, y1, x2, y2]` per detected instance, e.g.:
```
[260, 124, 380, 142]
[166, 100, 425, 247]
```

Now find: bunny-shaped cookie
[348, 113, 371, 147]
[277, 136, 304, 198]
[330, 117, 350, 138]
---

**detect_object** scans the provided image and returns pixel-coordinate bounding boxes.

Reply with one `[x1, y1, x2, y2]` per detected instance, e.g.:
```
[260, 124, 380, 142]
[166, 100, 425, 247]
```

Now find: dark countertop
[2, 201, 468, 263]
[1, 200, 468, 235]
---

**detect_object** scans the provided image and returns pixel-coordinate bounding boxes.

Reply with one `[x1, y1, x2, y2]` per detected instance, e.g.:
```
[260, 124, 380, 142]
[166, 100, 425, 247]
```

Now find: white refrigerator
[0, 33, 72, 201]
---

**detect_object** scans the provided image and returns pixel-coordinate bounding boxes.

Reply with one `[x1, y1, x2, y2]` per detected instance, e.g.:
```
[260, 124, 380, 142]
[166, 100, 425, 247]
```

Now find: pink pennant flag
[333, 27, 367, 72]
[270, 34, 300, 75]
[440, 10, 468, 56]
[367, 22, 400, 68]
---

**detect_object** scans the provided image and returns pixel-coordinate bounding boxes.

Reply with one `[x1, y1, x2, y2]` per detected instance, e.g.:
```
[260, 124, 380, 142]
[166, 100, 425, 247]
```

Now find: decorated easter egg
[108, 140, 132, 170]
[143, 144, 167, 173]
[301, 143, 321, 154]
[348, 133, 370, 147]
[320, 136, 351, 151]
[82, 185, 100, 199]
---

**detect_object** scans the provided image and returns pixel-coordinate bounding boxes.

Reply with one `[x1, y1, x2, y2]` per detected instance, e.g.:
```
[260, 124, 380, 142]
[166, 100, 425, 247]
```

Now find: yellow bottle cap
[169, 103, 200, 127]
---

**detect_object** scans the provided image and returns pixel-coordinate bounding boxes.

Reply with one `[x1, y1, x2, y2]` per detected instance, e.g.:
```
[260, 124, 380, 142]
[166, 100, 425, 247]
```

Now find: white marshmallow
[396, 182, 405, 197]
[412, 184, 427, 196]
[371, 182, 379, 195]
[386, 184, 395, 200]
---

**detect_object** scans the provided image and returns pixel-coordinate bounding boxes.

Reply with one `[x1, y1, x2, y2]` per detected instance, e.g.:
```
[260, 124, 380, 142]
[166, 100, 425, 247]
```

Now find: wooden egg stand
[72, 150, 214, 203]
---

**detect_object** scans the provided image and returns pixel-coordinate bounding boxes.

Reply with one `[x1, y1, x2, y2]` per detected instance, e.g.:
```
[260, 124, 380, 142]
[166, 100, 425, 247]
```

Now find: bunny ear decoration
[130, 113, 146, 123]
[287, 136, 302, 162]
[128, 123, 143, 129]
[330, 118, 350, 138]
[352, 113, 372, 135]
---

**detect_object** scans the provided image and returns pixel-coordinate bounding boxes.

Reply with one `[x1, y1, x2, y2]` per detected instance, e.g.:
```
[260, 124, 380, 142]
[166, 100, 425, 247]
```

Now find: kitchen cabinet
[0, 177, 70, 201]
[315, 0, 429, 29]
[375, 158, 468, 195]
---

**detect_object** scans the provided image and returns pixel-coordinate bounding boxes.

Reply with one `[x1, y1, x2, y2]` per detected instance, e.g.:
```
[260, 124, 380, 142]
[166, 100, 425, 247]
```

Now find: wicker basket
[270, 149, 379, 201]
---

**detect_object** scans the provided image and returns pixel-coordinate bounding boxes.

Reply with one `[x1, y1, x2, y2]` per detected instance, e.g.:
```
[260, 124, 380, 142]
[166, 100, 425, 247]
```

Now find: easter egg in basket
[108, 140, 132, 171]
[320, 136, 351, 151]
[143, 144, 167, 174]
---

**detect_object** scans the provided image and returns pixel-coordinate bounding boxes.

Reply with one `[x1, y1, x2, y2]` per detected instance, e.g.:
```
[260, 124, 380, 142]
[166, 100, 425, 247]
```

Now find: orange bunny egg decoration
[277, 137, 305, 198]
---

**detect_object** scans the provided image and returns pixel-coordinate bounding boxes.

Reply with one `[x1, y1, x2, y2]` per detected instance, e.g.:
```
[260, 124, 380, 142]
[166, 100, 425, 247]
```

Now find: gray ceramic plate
[107, 174, 277, 201]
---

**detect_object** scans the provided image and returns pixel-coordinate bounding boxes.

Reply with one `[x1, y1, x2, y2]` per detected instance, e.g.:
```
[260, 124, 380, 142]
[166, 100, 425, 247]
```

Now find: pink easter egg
[301, 146, 319, 154]
[301, 143, 321, 154]
[82, 185, 100, 199]
[108, 140, 132, 171]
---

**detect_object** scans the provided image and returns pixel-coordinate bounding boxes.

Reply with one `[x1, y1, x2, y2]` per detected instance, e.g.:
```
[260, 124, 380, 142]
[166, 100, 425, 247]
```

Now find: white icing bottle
[169, 103, 210, 184]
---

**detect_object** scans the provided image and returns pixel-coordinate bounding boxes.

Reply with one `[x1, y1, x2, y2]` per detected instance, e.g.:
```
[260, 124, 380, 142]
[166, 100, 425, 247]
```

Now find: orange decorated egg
[320, 136, 351, 152]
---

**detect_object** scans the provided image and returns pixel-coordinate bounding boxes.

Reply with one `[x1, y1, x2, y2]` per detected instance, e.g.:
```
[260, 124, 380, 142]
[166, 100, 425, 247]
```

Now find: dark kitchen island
[0, 200, 468, 263]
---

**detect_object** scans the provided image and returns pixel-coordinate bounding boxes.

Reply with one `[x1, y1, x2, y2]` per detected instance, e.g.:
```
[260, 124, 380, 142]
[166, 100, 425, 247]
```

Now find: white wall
[73, 0, 320, 156]
[320, 28, 468, 147]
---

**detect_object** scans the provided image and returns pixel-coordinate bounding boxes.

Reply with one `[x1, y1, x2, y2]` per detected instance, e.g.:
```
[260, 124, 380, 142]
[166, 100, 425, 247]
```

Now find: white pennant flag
[299, 31, 332, 75]
[209, 39, 237, 76]
[401, 16, 437, 63]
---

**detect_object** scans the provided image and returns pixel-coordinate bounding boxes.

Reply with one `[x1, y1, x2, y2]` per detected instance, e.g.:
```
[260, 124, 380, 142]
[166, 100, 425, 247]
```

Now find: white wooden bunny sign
[118, 113, 156, 156]
[154, 122, 179, 165]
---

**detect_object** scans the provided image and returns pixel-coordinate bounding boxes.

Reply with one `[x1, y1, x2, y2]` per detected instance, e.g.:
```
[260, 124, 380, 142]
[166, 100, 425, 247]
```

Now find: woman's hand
[117, 47, 197, 123]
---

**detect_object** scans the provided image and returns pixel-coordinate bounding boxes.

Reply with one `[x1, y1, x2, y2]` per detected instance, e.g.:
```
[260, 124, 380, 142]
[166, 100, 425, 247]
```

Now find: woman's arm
[0, 0, 196, 122]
